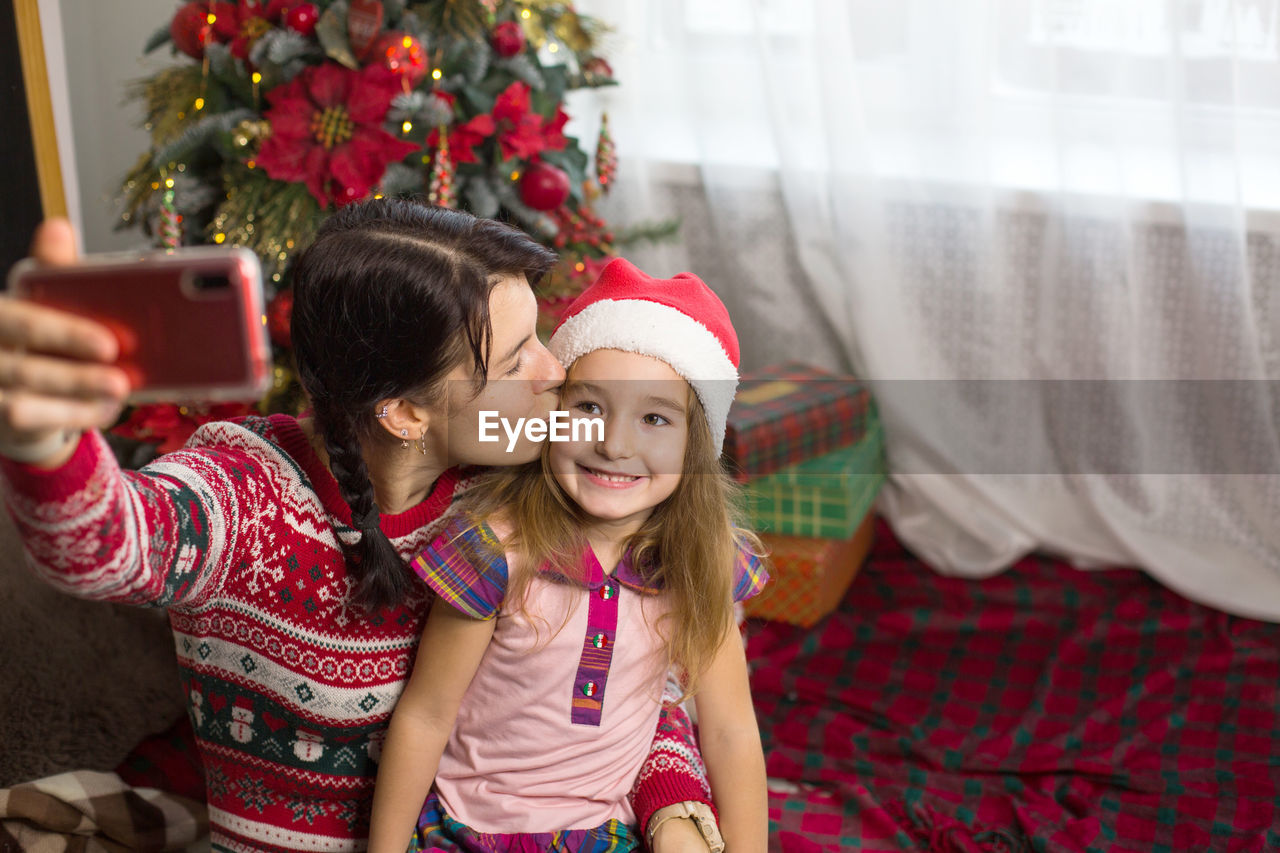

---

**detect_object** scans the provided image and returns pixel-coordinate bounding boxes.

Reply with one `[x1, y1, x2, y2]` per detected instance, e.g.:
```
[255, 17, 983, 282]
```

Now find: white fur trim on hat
[550, 299, 739, 451]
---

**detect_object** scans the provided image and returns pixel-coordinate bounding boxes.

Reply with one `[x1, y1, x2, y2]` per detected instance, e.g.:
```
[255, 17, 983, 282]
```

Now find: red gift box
[723, 362, 874, 481]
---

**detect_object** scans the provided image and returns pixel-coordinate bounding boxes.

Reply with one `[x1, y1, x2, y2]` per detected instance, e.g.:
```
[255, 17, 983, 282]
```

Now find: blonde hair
[459, 379, 763, 697]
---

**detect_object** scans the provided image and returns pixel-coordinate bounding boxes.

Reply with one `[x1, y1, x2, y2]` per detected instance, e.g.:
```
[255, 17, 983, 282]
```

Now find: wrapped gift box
[723, 363, 873, 481]
[745, 417, 885, 539]
[745, 518, 874, 627]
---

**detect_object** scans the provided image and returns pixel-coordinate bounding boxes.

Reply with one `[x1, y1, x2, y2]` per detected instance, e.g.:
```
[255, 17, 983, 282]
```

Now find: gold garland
[209, 166, 325, 284]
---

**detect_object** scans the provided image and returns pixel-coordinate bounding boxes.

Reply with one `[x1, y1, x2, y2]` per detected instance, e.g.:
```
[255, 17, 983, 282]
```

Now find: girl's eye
[574, 401, 602, 415]
[642, 413, 670, 427]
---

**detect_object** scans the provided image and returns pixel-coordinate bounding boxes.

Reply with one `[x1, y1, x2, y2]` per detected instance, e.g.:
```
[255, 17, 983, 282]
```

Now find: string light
[510, 170, 520, 181]
[194, 97, 205, 111]
[165, 177, 175, 188]
[402, 120, 413, 133]
[432, 68, 443, 80]
[521, 9, 531, 18]
[548, 43, 559, 53]
[214, 232, 226, 244]
[251, 72, 262, 84]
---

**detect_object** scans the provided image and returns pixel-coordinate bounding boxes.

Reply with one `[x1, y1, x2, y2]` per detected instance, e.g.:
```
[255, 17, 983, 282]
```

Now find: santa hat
[549, 258, 740, 452]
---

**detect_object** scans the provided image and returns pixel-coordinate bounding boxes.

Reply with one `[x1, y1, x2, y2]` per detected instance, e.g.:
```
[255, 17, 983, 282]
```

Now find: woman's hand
[0, 220, 132, 466]
[649, 815, 713, 853]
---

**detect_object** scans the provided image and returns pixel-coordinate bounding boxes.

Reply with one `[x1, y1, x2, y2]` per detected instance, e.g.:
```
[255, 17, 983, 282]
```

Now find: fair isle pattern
[0, 417, 717, 852]
[4, 418, 460, 851]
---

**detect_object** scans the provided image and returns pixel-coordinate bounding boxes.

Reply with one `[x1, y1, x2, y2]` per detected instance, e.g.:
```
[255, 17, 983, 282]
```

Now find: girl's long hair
[290, 198, 556, 612]
[460, 381, 763, 695]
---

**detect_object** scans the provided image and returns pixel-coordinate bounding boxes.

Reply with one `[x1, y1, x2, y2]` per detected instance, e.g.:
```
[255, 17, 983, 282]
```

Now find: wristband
[647, 801, 724, 853]
[0, 429, 78, 464]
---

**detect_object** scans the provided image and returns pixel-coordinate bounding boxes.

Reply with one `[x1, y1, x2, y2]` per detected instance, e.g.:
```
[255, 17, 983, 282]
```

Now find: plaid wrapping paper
[745, 418, 885, 539]
[723, 363, 874, 482]
[744, 518, 875, 628]
[747, 519, 1280, 851]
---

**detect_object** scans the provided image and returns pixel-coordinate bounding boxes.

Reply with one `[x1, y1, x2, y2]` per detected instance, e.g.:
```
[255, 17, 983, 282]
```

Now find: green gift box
[744, 416, 885, 539]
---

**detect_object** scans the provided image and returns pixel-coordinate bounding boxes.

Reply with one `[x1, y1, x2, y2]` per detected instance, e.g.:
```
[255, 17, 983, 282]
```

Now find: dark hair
[290, 198, 557, 612]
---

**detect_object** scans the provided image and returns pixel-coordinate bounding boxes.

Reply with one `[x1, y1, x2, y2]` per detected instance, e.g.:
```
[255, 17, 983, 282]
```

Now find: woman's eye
[642, 413, 670, 426]
[504, 357, 523, 377]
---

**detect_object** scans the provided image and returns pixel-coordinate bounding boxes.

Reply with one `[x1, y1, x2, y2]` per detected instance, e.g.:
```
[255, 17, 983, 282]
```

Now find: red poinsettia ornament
[210, 0, 290, 61]
[256, 63, 418, 208]
[492, 81, 567, 161]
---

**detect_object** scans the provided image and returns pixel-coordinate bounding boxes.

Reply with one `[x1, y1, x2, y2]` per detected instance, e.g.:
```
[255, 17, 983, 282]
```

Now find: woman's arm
[368, 597, 495, 853]
[691, 629, 768, 852]
[632, 691, 719, 853]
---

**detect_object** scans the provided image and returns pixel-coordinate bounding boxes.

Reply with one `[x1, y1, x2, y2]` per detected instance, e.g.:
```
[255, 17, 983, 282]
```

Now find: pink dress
[411, 518, 768, 835]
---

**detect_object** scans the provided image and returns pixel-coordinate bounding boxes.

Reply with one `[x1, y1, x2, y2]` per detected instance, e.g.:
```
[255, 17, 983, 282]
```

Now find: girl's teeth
[592, 469, 637, 482]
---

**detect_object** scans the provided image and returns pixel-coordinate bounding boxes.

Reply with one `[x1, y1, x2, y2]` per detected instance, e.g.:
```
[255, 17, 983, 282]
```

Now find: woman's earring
[417, 430, 428, 456]
[400, 428, 409, 449]
[376, 404, 389, 419]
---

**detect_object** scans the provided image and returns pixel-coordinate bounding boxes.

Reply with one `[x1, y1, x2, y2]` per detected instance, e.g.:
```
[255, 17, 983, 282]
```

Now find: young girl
[369, 258, 770, 852]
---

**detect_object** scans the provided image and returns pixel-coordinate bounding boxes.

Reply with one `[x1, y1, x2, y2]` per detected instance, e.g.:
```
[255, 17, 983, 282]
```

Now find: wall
[56, 0, 171, 252]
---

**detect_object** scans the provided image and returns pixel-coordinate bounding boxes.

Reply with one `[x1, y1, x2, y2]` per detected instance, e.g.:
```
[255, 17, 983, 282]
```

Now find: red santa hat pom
[549, 257, 740, 452]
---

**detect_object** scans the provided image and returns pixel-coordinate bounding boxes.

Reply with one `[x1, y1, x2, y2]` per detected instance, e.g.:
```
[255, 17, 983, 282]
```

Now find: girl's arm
[368, 597, 495, 853]
[692, 628, 768, 852]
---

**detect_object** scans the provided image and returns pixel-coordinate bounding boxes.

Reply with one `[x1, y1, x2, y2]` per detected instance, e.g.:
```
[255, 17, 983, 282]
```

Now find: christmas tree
[116, 0, 674, 439]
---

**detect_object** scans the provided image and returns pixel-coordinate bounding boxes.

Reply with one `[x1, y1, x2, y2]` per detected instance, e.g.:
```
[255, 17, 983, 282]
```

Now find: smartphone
[7, 247, 272, 403]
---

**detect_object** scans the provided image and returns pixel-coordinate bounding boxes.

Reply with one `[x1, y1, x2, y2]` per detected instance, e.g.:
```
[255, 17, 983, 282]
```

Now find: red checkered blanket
[748, 520, 1279, 852]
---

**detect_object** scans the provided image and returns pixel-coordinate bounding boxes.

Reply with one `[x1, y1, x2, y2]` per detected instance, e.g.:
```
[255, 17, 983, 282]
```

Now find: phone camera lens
[191, 273, 231, 291]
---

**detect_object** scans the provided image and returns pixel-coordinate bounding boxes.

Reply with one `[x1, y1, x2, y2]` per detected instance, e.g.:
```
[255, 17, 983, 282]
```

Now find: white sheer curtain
[572, 0, 1280, 620]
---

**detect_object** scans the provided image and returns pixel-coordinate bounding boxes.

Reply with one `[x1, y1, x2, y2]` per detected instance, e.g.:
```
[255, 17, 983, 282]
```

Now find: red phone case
[7, 247, 272, 403]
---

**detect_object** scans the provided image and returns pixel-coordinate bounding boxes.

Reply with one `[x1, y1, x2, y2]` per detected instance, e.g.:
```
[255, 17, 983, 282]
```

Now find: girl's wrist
[648, 802, 724, 853]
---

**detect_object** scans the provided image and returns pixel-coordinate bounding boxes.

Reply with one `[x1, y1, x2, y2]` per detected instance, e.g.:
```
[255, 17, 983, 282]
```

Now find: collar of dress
[537, 544, 663, 595]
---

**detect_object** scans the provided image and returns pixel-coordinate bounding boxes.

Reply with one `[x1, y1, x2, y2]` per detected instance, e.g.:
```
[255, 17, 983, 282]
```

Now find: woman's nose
[529, 340, 565, 392]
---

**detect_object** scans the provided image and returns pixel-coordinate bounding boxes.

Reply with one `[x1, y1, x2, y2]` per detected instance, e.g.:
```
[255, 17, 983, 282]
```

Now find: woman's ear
[373, 398, 431, 442]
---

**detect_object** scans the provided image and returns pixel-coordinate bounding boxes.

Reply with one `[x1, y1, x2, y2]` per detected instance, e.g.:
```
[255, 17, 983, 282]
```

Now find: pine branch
[409, 0, 491, 41]
[151, 108, 255, 170]
[143, 23, 172, 54]
[615, 218, 682, 247]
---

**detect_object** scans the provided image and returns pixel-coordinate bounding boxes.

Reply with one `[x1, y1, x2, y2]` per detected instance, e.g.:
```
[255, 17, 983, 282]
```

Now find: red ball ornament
[371, 31, 427, 88]
[284, 2, 320, 36]
[267, 289, 294, 349]
[520, 161, 571, 211]
[491, 21, 525, 58]
[171, 2, 213, 59]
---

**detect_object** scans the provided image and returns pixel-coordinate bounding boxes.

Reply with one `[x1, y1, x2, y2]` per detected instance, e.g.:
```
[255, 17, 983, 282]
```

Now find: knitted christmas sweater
[0, 415, 711, 852]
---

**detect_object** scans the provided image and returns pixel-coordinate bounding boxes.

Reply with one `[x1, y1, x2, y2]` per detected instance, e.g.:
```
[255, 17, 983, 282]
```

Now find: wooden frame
[13, 0, 66, 218]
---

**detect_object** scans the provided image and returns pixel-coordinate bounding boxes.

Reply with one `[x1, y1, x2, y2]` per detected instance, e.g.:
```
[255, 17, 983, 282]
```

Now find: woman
[0, 200, 719, 853]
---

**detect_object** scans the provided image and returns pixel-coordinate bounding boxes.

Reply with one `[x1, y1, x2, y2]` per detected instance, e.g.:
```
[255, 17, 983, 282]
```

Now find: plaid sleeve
[411, 518, 509, 620]
[731, 533, 770, 603]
